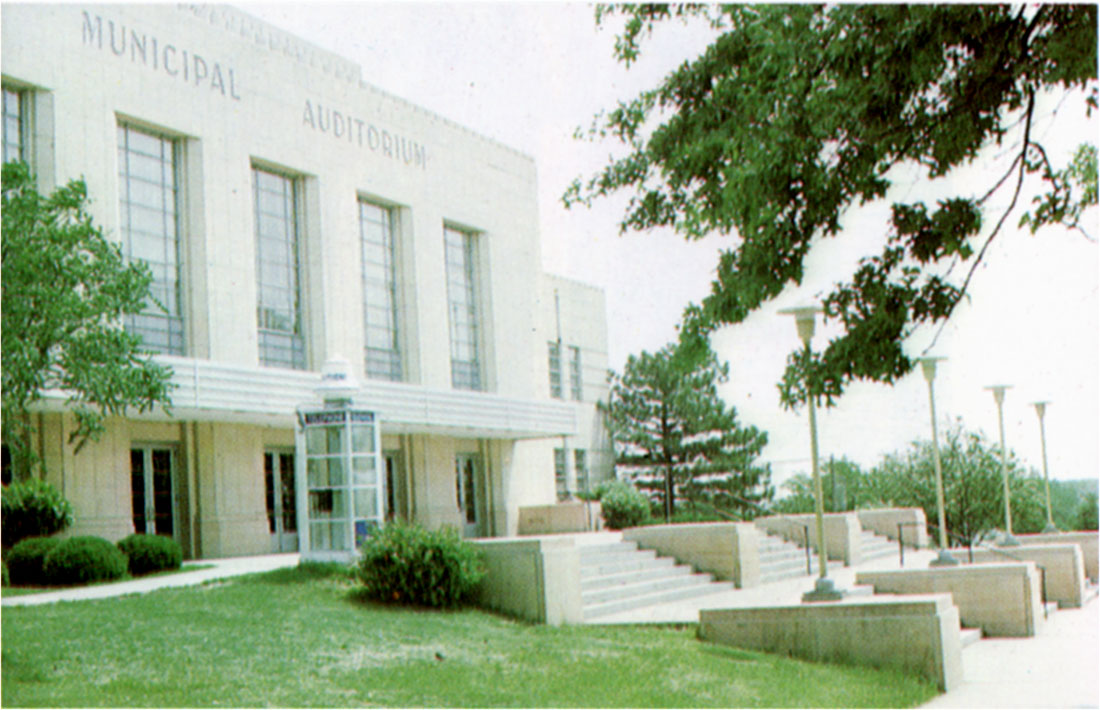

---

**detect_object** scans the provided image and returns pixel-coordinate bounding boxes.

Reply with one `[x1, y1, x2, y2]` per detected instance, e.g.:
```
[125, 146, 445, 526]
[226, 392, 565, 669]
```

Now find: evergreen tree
[2, 162, 173, 480]
[605, 341, 772, 521]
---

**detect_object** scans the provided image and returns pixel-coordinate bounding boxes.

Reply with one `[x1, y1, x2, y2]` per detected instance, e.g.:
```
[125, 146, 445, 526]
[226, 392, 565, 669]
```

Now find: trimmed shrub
[357, 522, 484, 608]
[43, 536, 127, 586]
[599, 480, 650, 530]
[2, 479, 75, 545]
[6, 536, 62, 586]
[116, 534, 183, 576]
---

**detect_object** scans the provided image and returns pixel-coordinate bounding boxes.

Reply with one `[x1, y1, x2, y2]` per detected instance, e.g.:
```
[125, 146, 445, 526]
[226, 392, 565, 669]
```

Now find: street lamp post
[920, 357, 958, 566]
[778, 305, 844, 602]
[1032, 401, 1058, 533]
[986, 385, 1019, 546]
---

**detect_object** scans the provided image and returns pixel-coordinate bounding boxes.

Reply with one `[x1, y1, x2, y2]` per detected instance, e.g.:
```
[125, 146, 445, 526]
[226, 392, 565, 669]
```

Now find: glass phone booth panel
[297, 407, 384, 562]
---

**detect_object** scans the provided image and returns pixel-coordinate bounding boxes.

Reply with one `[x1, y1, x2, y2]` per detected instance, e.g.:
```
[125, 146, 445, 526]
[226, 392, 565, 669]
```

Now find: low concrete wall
[699, 594, 963, 691]
[856, 562, 1042, 637]
[1016, 532, 1098, 582]
[517, 502, 603, 535]
[622, 522, 760, 588]
[857, 508, 929, 549]
[955, 543, 1086, 609]
[473, 537, 582, 626]
[755, 513, 862, 565]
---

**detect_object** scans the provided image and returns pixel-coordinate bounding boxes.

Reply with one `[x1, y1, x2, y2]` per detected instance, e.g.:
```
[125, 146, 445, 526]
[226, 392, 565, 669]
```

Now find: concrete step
[960, 627, 982, 648]
[580, 555, 675, 578]
[759, 558, 813, 584]
[581, 563, 692, 592]
[582, 569, 713, 605]
[579, 547, 656, 567]
[578, 541, 638, 559]
[583, 578, 732, 620]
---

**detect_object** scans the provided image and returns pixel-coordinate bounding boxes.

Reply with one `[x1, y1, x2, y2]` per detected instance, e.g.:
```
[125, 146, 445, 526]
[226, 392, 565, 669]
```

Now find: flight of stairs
[579, 539, 731, 620]
[756, 531, 815, 584]
[859, 529, 899, 562]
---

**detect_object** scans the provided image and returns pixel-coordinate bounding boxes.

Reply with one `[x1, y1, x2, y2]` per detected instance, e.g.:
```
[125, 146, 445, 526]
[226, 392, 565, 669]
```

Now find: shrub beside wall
[7, 536, 62, 586]
[1, 479, 74, 545]
[357, 523, 484, 608]
[599, 480, 650, 530]
[117, 534, 183, 576]
[43, 536, 128, 585]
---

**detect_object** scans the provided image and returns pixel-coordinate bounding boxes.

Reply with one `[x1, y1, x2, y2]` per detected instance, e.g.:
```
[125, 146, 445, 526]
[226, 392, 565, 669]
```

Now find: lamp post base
[1042, 522, 1060, 534]
[998, 533, 1021, 547]
[930, 549, 961, 567]
[802, 577, 846, 603]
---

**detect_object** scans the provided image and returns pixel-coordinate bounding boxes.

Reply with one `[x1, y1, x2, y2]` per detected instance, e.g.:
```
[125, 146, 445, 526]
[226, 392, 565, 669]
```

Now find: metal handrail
[802, 524, 813, 575]
[896, 521, 924, 567]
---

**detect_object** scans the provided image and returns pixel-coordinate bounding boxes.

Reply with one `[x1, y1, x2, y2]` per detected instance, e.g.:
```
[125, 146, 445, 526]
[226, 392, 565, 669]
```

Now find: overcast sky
[243, 2, 1098, 488]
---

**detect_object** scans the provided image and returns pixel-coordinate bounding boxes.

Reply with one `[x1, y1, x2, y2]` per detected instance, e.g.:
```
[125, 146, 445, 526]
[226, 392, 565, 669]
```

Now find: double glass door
[131, 446, 176, 538]
[265, 450, 298, 552]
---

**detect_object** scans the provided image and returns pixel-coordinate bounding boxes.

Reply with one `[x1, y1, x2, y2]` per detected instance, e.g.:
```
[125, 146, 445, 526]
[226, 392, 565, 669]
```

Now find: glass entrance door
[130, 446, 177, 538]
[265, 450, 298, 552]
[455, 454, 480, 538]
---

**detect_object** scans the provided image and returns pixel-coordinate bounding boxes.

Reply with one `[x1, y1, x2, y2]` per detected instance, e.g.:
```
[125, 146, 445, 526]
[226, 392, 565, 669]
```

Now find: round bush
[6, 536, 62, 586]
[43, 536, 127, 586]
[116, 534, 183, 576]
[2, 479, 74, 545]
[357, 523, 484, 608]
[599, 480, 650, 530]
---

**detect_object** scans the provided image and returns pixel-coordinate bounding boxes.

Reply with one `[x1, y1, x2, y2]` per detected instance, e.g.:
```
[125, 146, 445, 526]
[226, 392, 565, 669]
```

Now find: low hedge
[357, 523, 484, 608]
[117, 534, 183, 576]
[2, 479, 74, 545]
[43, 536, 128, 586]
[6, 536, 63, 586]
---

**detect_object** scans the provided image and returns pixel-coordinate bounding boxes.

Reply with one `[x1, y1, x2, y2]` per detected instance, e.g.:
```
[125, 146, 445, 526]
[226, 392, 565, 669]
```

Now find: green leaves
[1, 161, 173, 476]
[571, 4, 1098, 406]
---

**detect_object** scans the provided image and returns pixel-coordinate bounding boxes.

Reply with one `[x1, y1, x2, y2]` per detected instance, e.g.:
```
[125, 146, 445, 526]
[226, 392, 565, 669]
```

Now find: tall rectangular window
[574, 449, 589, 495]
[554, 448, 568, 501]
[569, 345, 583, 400]
[548, 341, 563, 398]
[2, 87, 24, 163]
[253, 167, 305, 370]
[444, 226, 481, 390]
[359, 201, 401, 381]
[118, 124, 184, 355]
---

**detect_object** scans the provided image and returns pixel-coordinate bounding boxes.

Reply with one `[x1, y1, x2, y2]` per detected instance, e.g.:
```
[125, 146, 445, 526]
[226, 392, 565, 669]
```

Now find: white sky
[242, 2, 1099, 488]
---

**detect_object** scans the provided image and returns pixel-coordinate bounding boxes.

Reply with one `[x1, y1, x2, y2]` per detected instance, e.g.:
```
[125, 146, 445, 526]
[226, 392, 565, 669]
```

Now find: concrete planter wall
[517, 502, 603, 535]
[473, 536, 582, 625]
[1016, 532, 1098, 582]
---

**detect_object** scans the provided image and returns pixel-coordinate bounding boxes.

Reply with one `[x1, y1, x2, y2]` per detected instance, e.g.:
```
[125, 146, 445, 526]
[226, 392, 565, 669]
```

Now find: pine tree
[606, 341, 772, 522]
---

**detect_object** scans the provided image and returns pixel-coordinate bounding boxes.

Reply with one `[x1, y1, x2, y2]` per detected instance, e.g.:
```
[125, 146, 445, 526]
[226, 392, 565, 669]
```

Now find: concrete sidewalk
[1, 552, 300, 607]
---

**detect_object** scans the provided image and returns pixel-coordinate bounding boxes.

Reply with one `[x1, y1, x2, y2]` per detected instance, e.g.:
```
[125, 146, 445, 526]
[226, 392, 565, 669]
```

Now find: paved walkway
[1, 552, 300, 607]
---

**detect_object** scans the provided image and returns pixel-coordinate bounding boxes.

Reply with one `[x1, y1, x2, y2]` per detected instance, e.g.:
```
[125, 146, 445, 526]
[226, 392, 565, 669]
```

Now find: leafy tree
[605, 340, 772, 522]
[1077, 492, 1099, 532]
[772, 457, 871, 514]
[866, 423, 1046, 544]
[567, 5, 1098, 408]
[1, 162, 173, 480]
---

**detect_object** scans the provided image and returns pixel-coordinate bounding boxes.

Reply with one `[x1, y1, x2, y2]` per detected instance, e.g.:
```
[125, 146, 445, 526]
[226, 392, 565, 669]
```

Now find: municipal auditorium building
[1, 3, 612, 558]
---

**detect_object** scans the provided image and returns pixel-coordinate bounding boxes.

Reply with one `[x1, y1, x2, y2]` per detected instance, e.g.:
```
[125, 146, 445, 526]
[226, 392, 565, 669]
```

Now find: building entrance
[130, 446, 177, 538]
[265, 449, 298, 552]
[455, 454, 481, 537]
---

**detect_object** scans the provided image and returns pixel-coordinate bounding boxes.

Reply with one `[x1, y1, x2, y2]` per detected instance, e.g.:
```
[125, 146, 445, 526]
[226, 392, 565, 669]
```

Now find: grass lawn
[1, 564, 940, 708]
[1, 564, 216, 597]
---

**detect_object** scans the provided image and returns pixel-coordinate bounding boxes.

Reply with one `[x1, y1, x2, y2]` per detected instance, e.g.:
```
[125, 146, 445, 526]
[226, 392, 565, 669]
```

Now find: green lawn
[1, 564, 940, 708]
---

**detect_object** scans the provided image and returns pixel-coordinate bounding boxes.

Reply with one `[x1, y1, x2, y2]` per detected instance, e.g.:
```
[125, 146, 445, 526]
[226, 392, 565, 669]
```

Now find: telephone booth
[296, 357, 384, 562]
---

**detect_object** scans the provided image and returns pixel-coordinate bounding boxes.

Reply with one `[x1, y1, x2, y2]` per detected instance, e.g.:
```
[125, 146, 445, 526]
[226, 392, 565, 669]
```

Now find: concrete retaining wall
[956, 543, 1086, 609]
[755, 513, 862, 565]
[1016, 532, 1098, 582]
[517, 502, 603, 535]
[856, 562, 1042, 637]
[857, 508, 929, 548]
[622, 522, 760, 588]
[699, 594, 964, 691]
[473, 537, 582, 625]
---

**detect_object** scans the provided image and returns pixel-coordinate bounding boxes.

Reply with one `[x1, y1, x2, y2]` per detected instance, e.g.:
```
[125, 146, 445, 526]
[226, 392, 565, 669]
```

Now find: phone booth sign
[296, 357, 384, 562]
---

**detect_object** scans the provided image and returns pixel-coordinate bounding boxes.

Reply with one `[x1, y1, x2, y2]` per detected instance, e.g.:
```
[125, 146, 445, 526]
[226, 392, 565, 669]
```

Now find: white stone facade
[1, 3, 611, 557]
